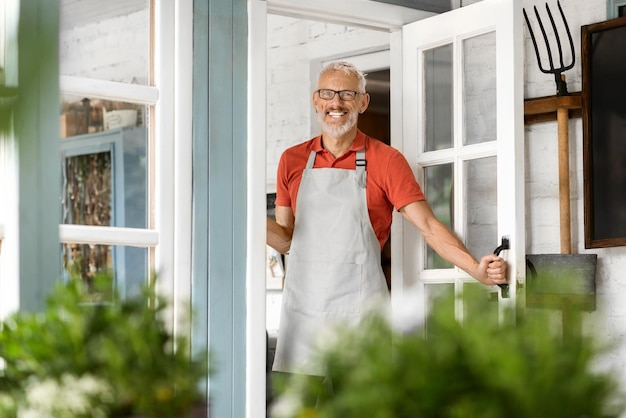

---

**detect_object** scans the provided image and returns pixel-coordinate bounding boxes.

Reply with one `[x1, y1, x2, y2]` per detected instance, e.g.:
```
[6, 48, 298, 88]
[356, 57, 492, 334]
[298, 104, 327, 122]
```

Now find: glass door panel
[463, 31, 497, 145]
[424, 43, 453, 152]
[463, 282, 498, 326]
[425, 283, 455, 338]
[424, 163, 453, 269]
[464, 156, 497, 259]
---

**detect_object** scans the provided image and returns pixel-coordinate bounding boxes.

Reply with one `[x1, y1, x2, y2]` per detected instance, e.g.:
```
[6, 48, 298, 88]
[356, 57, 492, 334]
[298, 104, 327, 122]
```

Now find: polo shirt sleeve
[275, 152, 292, 208]
[386, 150, 426, 211]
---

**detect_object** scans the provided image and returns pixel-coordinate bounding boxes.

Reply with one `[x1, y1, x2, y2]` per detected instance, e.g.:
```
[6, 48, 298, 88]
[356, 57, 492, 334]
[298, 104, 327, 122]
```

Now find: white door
[395, 0, 525, 326]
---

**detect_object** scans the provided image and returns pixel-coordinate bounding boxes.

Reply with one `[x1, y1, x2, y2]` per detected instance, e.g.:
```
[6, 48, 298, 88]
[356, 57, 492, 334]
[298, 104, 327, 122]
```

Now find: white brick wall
[59, 10, 149, 84]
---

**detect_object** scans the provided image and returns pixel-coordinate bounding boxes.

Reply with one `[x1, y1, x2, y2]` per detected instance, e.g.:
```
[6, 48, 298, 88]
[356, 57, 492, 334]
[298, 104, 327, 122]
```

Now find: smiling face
[313, 69, 370, 139]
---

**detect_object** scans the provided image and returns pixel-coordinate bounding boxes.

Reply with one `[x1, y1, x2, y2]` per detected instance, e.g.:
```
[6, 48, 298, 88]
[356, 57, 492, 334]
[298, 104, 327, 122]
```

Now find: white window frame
[57, 2, 193, 330]
[0, 0, 19, 320]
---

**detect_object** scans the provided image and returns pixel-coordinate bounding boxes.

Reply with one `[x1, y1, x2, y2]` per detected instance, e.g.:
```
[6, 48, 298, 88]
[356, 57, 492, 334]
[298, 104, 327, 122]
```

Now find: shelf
[524, 92, 582, 124]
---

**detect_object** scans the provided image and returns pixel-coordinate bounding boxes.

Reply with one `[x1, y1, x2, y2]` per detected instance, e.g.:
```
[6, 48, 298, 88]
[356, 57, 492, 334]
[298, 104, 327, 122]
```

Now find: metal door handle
[493, 237, 510, 298]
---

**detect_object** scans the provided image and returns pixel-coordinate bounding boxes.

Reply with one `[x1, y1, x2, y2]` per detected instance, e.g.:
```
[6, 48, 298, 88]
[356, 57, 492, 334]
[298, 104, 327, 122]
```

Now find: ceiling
[59, 0, 146, 31]
[59, 0, 450, 32]
[374, 0, 451, 13]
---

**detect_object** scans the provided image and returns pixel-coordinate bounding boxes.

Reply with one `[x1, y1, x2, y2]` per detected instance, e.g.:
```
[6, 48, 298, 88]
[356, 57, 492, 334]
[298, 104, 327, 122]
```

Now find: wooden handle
[557, 107, 571, 254]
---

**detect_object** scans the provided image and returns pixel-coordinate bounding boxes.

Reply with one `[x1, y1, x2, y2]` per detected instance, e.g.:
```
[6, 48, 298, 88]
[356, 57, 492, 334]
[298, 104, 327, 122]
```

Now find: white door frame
[247, 1, 525, 417]
[248, 4, 432, 417]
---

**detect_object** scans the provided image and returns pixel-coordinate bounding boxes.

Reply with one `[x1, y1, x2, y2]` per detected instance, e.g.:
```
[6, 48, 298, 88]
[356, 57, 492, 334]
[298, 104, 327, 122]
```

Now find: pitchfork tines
[523, 1, 575, 96]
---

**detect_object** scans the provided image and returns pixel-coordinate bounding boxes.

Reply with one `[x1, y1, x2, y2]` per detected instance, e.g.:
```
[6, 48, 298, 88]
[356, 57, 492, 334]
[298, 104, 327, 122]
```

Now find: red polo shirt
[275, 130, 426, 250]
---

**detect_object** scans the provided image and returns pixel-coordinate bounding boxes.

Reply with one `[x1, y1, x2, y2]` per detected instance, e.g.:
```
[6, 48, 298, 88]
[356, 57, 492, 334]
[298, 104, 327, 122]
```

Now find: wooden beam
[524, 92, 582, 124]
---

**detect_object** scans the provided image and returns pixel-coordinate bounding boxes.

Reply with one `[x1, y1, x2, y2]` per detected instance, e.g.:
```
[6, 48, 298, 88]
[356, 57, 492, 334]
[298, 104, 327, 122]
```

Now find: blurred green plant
[0, 279, 209, 417]
[0, 86, 17, 134]
[271, 291, 624, 418]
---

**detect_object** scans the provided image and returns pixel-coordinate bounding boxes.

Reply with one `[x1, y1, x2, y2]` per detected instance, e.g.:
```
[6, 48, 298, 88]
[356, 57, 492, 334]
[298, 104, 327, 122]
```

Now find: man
[267, 61, 507, 376]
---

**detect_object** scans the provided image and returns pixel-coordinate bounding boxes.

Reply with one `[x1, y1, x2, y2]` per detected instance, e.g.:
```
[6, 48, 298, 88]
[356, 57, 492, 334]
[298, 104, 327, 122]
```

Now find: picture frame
[582, 15, 626, 248]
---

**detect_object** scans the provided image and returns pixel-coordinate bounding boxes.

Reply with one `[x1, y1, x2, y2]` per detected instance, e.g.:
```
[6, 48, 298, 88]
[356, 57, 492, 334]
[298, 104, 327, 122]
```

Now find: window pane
[61, 96, 147, 138]
[59, 0, 150, 85]
[0, 0, 18, 88]
[0, 0, 6, 84]
[424, 44, 453, 151]
[463, 282, 498, 327]
[63, 150, 112, 226]
[463, 31, 496, 145]
[425, 283, 454, 338]
[63, 243, 149, 302]
[424, 163, 453, 269]
[60, 101, 148, 229]
[464, 157, 497, 259]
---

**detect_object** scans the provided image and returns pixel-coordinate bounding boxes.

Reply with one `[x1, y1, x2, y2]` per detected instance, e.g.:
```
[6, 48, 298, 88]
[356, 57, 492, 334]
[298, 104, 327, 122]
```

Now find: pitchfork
[523, 1, 575, 96]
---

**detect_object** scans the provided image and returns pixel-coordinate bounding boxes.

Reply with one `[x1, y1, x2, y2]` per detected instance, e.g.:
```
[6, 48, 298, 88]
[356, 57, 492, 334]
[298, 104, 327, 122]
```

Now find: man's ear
[359, 93, 370, 114]
[312, 91, 321, 111]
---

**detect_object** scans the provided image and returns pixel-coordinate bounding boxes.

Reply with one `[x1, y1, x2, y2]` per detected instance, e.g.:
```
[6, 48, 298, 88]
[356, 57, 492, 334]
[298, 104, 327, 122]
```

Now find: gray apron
[272, 148, 390, 376]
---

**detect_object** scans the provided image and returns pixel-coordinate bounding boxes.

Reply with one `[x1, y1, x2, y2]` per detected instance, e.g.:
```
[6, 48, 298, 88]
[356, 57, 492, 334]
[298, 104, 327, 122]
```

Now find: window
[58, 1, 192, 304]
[607, 0, 626, 18]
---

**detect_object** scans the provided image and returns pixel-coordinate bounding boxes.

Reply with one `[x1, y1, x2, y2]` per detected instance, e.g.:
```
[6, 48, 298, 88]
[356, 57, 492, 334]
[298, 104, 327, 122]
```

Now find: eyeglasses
[315, 89, 362, 101]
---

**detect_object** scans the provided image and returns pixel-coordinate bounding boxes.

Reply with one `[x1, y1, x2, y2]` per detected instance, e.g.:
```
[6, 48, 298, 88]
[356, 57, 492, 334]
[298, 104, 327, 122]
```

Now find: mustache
[324, 106, 348, 112]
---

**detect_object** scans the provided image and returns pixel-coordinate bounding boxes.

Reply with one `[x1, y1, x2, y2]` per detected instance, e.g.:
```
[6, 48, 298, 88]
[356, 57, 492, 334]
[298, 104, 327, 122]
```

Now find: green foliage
[273, 293, 624, 418]
[0, 88, 17, 135]
[0, 280, 208, 418]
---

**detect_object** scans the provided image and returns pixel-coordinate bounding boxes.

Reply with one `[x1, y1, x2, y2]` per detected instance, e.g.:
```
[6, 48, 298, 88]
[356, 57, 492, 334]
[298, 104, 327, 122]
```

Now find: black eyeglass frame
[315, 89, 363, 101]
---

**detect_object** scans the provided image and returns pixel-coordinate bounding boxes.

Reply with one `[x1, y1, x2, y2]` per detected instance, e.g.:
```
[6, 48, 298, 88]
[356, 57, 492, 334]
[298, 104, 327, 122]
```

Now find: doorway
[357, 69, 392, 287]
[264, 13, 392, 361]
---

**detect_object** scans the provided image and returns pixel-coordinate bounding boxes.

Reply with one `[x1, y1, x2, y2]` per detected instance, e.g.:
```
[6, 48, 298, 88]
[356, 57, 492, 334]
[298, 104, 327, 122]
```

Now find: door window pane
[463, 282, 498, 327]
[59, 0, 150, 85]
[463, 31, 496, 145]
[424, 163, 453, 269]
[464, 157, 497, 259]
[425, 283, 454, 338]
[424, 44, 453, 151]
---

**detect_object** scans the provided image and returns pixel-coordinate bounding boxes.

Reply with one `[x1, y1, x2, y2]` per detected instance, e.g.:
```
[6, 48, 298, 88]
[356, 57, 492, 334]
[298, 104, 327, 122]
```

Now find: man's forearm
[422, 221, 480, 277]
[267, 217, 292, 254]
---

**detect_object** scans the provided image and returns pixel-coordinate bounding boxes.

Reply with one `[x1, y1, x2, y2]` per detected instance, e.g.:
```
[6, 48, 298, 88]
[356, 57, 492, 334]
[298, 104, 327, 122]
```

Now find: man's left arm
[399, 200, 507, 285]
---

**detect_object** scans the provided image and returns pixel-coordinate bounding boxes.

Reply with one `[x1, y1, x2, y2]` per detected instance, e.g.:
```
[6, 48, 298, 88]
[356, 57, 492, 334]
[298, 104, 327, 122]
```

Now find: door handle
[493, 237, 510, 298]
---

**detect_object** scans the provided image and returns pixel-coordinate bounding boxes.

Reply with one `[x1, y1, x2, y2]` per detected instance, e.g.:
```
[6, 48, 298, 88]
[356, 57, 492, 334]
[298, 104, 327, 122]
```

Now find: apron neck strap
[355, 148, 367, 188]
[305, 148, 367, 188]
[306, 150, 317, 169]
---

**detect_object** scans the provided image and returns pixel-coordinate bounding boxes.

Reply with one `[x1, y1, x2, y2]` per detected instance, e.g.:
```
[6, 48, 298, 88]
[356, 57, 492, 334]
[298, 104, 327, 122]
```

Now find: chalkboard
[582, 16, 626, 248]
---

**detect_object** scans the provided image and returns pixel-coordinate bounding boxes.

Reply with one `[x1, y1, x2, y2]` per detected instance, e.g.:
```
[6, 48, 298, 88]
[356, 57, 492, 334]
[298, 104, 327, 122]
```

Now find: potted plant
[0, 279, 209, 418]
[271, 287, 624, 418]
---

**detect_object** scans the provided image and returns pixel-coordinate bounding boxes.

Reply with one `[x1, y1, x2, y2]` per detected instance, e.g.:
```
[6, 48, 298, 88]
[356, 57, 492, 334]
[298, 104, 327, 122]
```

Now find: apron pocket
[284, 259, 362, 315]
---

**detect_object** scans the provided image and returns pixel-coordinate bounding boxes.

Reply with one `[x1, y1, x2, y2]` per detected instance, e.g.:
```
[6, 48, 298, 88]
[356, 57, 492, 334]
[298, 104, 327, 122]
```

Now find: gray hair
[318, 61, 367, 93]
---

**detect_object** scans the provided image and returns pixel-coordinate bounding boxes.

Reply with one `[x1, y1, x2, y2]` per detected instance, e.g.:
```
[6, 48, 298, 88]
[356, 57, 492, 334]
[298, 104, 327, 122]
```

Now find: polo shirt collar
[312, 130, 367, 153]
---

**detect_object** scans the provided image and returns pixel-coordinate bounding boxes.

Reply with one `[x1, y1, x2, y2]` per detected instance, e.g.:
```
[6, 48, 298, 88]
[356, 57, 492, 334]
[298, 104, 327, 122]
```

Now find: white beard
[316, 108, 359, 138]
